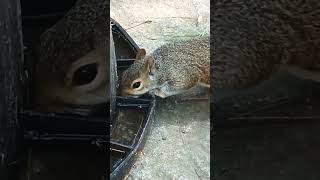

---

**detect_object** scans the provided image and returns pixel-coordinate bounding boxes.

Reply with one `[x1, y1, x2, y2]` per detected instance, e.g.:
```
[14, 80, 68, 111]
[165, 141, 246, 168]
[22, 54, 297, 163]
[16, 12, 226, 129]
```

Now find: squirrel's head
[120, 49, 156, 97]
[33, 0, 110, 111]
[35, 48, 109, 109]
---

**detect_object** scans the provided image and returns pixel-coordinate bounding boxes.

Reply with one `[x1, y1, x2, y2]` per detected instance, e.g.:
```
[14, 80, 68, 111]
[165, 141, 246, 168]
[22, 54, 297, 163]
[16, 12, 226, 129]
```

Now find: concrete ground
[111, 1, 210, 179]
[126, 96, 210, 180]
[111, 0, 210, 52]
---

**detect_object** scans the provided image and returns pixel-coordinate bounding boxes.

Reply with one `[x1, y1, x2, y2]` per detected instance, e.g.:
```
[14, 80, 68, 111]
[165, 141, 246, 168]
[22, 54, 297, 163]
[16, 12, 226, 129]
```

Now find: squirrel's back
[153, 36, 210, 85]
[212, 0, 320, 90]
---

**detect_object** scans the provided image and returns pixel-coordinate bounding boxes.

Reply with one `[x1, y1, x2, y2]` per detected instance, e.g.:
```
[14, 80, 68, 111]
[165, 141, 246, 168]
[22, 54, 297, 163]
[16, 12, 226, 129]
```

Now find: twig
[125, 21, 152, 30]
[153, 16, 196, 20]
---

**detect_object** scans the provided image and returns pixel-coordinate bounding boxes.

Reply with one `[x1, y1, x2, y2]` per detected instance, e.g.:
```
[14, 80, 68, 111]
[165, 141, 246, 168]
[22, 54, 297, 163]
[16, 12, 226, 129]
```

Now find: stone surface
[111, 0, 210, 53]
[126, 98, 210, 180]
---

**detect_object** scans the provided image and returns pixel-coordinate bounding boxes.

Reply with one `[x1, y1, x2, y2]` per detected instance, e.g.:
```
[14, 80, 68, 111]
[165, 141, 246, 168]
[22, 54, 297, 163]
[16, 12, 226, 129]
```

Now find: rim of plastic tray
[110, 18, 155, 179]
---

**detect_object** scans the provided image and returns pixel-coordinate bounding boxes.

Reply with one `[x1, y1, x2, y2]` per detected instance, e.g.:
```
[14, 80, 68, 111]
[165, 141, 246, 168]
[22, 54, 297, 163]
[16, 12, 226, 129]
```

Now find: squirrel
[120, 36, 210, 98]
[33, 0, 109, 111]
[211, 0, 320, 96]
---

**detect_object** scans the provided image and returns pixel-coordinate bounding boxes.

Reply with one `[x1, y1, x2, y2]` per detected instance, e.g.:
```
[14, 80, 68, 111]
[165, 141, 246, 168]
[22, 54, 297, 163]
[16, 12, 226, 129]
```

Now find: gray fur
[120, 36, 210, 98]
[211, 0, 320, 91]
[34, 0, 109, 110]
[37, 0, 109, 80]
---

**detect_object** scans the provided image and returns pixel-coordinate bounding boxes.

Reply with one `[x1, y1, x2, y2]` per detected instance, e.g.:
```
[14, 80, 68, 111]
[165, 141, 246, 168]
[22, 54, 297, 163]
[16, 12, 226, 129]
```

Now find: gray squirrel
[120, 36, 210, 98]
[211, 0, 320, 94]
[34, 0, 109, 110]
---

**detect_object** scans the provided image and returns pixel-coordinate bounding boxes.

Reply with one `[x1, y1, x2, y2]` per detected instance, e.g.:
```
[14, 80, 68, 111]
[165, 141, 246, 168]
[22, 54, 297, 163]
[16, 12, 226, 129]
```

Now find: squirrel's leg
[157, 85, 187, 98]
[164, 78, 209, 101]
[153, 89, 169, 98]
[199, 83, 210, 88]
[178, 83, 211, 101]
[152, 81, 191, 98]
[286, 66, 320, 83]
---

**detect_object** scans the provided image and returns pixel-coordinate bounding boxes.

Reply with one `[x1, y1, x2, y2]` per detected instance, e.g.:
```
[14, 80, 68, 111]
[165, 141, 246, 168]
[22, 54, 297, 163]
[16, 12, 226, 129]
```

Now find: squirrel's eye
[72, 63, 98, 86]
[132, 81, 141, 89]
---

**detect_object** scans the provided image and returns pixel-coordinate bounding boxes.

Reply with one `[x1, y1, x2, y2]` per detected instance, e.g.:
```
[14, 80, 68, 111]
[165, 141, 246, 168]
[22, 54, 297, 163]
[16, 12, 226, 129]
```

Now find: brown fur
[211, 0, 320, 93]
[34, 0, 109, 111]
[120, 36, 210, 98]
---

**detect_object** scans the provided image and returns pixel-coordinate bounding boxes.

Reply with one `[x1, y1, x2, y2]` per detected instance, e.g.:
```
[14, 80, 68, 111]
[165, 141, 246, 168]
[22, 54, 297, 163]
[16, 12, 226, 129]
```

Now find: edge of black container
[110, 18, 156, 180]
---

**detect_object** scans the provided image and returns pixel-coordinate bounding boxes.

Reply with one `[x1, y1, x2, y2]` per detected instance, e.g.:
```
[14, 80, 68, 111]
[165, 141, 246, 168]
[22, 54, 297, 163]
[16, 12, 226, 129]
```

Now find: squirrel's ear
[135, 48, 146, 61]
[145, 57, 155, 75]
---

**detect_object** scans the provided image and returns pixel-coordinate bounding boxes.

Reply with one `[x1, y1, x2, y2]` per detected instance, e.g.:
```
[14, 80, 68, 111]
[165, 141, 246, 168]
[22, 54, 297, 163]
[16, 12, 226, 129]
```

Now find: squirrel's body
[212, 0, 320, 92]
[120, 36, 210, 98]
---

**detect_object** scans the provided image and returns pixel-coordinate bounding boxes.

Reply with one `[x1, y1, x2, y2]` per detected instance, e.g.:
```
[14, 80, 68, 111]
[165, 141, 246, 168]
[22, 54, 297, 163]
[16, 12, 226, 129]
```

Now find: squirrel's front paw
[154, 89, 168, 98]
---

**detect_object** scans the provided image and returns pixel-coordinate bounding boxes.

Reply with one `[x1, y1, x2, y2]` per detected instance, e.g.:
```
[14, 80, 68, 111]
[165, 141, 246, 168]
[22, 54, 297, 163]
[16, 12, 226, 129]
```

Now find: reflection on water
[111, 109, 145, 146]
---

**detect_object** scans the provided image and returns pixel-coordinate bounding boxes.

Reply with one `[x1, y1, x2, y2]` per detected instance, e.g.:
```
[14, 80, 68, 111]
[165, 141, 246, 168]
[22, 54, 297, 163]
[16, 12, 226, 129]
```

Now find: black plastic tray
[15, 1, 108, 179]
[4, 1, 154, 179]
[110, 18, 155, 180]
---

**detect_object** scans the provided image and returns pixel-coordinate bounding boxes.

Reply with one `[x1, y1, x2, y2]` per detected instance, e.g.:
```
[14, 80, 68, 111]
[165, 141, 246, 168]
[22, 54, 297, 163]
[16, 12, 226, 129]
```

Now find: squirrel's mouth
[128, 95, 140, 98]
[121, 94, 141, 98]
[120, 91, 142, 98]
[120, 87, 151, 97]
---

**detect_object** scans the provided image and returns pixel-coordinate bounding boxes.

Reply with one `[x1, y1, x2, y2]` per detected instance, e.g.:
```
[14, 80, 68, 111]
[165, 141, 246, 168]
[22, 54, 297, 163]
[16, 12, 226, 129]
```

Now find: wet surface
[111, 109, 145, 146]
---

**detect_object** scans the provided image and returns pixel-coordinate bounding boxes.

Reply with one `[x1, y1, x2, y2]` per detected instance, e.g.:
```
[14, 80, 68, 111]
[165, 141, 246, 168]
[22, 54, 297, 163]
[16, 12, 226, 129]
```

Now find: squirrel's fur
[34, 0, 109, 111]
[120, 36, 210, 98]
[211, 0, 320, 92]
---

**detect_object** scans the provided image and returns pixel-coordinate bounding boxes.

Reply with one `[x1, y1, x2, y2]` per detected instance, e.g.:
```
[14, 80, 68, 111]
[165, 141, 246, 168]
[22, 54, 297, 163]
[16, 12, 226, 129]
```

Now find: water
[111, 109, 145, 146]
